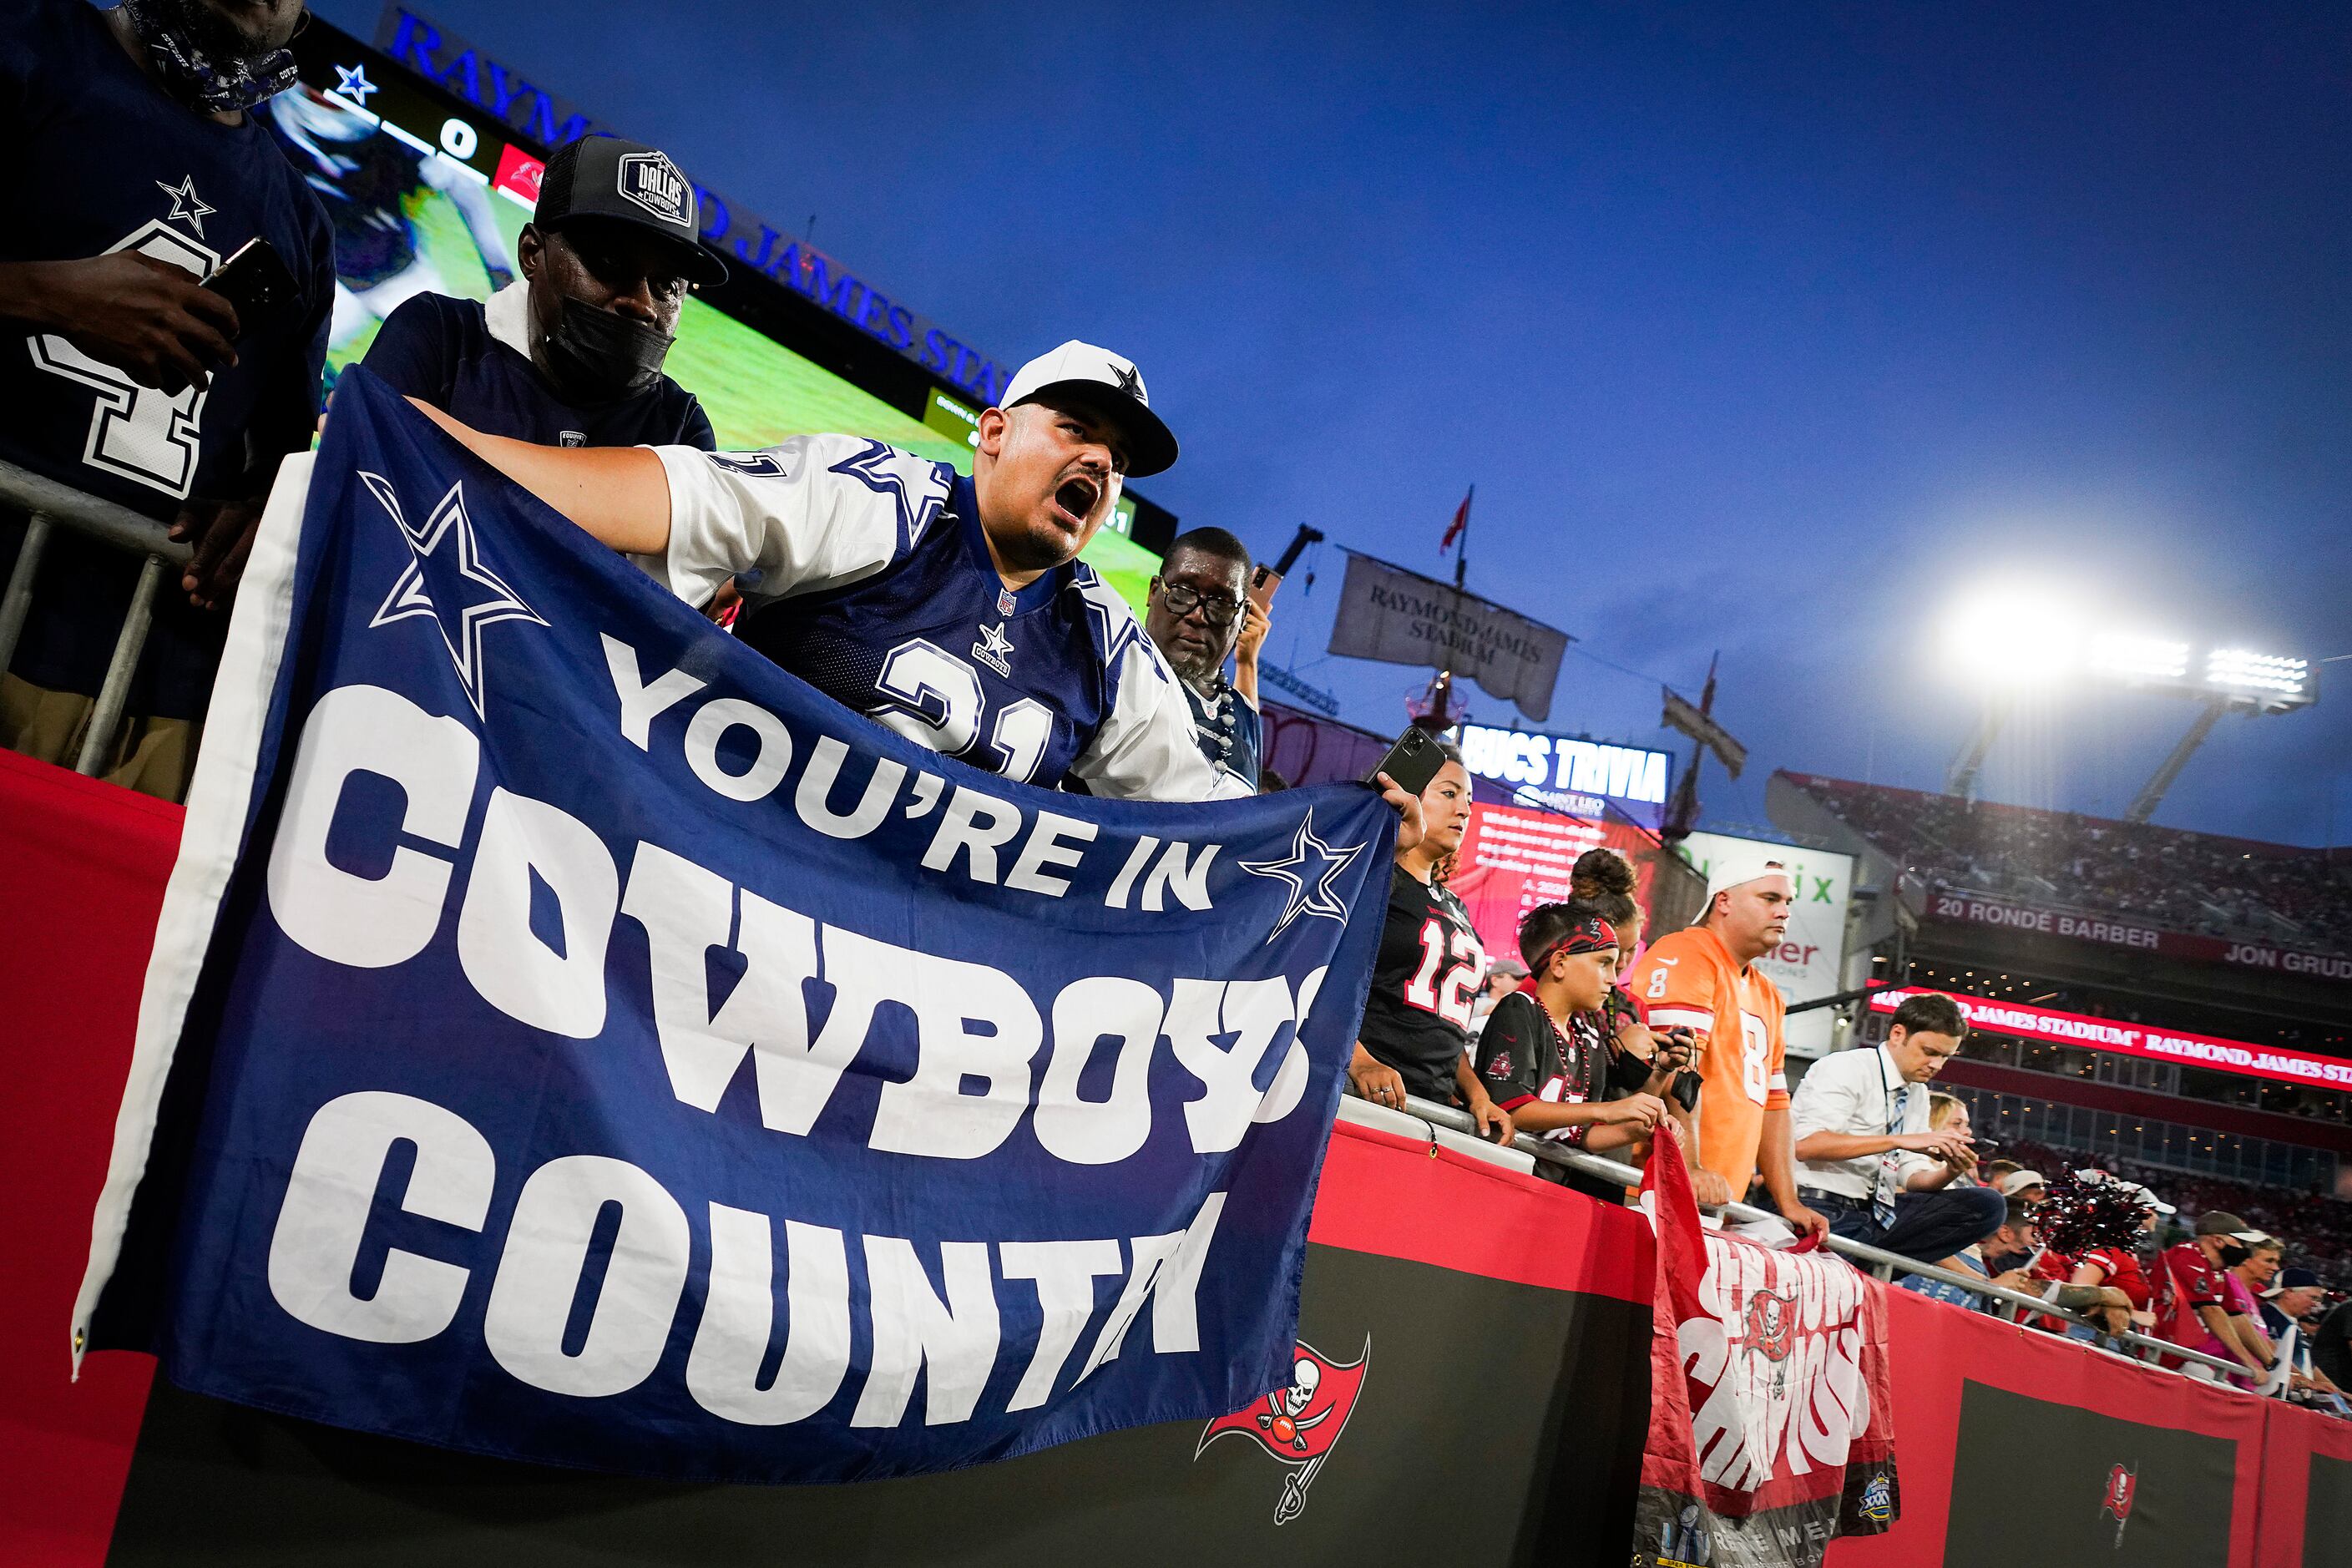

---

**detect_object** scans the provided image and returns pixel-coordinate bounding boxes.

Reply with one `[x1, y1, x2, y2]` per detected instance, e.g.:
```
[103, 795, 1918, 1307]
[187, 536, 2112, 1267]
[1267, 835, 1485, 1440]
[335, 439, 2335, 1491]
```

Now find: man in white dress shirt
[1788, 990, 2006, 1265]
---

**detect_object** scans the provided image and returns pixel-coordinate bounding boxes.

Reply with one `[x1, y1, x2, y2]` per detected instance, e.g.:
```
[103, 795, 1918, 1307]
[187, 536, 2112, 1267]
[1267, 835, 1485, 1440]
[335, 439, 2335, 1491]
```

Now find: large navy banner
[73, 371, 1392, 1484]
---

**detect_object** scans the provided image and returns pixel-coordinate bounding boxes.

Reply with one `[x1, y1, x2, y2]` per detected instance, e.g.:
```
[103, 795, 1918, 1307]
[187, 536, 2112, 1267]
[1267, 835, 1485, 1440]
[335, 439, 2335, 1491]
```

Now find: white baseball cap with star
[1000, 341, 1179, 477]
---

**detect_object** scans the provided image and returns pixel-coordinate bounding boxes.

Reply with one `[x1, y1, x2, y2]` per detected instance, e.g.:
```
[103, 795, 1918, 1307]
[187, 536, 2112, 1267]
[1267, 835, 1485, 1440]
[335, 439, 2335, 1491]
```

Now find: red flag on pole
[1439, 486, 1472, 554]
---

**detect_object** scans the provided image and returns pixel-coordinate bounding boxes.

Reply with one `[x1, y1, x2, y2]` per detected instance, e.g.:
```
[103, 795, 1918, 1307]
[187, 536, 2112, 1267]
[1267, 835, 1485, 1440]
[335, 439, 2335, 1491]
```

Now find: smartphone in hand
[203, 238, 301, 341]
[1363, 725, 1447, 797]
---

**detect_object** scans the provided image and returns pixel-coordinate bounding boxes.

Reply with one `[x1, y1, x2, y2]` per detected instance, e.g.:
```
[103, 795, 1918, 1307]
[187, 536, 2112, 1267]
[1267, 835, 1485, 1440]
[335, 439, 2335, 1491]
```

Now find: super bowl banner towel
[1633, 1127, 1899, 1568]
[72, 369, 1393, 1484]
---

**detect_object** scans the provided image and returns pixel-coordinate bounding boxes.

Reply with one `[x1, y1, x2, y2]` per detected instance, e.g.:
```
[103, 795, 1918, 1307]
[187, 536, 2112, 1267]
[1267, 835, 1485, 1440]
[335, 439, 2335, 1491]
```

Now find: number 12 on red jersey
[1404, 918, 1486, 1029]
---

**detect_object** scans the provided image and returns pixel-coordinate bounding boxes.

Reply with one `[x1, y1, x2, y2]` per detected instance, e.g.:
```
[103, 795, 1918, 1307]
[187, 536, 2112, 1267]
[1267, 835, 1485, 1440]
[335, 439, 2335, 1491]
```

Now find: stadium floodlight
[1941, 585, 2083, 689]
[2119, 646, 2319, 820]
[1941, 583, 2087, 797]
[2204, 649, 2312, 703]
[2088, 634, 2190, 684]
[1940, 579, 2319, 809]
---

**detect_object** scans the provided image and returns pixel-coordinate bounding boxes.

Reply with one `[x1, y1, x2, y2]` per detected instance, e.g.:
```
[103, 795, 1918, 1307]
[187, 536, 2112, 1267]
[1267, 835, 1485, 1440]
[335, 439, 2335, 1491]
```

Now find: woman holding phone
[1348, 745, 1515, 1143]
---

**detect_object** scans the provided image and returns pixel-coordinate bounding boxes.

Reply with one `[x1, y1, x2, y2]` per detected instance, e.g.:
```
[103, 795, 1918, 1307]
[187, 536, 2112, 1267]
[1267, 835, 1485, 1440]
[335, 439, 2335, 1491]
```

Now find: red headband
[1535, 915, 1618, 971]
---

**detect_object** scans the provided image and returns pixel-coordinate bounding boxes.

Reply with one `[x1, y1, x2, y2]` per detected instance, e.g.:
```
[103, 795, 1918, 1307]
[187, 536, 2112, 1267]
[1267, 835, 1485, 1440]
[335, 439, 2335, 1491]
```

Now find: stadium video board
[1454, 722, 1673, 832]
[272, 22, 1166, 617]
[1448, 802, 1670, 972]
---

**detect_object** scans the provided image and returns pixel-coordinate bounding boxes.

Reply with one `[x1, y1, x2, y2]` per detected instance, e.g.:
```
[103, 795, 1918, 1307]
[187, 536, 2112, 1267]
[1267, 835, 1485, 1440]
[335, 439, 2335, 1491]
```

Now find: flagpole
[1454, 484, 1469, 594]
[1424, 484, 1472, 732]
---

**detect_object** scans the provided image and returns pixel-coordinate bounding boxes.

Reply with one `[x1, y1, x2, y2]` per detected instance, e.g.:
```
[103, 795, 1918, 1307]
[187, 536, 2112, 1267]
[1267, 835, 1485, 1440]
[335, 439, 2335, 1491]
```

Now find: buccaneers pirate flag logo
[2100, 1464, 2137, 1548]
[1196, 1338, 1369, 1524]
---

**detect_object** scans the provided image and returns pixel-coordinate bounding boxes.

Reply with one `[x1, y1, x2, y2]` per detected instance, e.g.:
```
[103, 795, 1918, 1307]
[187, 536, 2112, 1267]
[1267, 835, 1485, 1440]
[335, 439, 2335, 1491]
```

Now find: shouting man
[412, 341, 1417, 818]
[1143, 526, 1268, 790]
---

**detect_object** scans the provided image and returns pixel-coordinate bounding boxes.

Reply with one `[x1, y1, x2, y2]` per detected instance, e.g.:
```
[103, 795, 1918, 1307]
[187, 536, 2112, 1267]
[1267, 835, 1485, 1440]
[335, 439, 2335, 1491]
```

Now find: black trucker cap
[535, 135, 728, 286]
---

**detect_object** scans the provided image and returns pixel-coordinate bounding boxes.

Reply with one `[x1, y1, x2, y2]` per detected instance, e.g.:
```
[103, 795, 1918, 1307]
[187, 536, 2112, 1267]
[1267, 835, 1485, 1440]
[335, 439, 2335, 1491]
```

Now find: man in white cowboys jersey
[412, 341, 1424, 816]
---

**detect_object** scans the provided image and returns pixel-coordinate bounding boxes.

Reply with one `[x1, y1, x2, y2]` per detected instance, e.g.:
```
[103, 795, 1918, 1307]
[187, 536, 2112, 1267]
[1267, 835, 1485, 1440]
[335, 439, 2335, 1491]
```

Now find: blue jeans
[1803, 1185, 2006, 1267]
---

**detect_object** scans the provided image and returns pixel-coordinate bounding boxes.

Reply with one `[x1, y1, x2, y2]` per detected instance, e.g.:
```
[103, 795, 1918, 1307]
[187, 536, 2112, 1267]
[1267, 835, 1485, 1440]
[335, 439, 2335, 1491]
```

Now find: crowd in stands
[1786, 775, 2352, 956]
[1980, 1137, 2352, 1296]
[1347, 812, 2350, 1409]
[1889, 1139, 2352, 1409]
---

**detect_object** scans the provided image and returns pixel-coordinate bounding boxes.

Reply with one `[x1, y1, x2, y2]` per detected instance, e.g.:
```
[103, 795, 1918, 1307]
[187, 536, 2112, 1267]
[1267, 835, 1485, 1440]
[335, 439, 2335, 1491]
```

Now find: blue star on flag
[362, 473, 548, 716]
[1240, 811, 1367, 943]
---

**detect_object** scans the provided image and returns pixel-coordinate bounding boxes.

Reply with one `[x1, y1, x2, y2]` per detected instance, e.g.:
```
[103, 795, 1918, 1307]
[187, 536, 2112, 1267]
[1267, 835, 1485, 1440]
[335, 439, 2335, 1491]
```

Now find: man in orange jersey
[1626, 853, 1828, 1242]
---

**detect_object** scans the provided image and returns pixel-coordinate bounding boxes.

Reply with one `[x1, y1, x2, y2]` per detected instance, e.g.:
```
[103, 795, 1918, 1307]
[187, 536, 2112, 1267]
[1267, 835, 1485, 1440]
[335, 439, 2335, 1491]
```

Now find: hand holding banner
[73, 371, 1394, 1484]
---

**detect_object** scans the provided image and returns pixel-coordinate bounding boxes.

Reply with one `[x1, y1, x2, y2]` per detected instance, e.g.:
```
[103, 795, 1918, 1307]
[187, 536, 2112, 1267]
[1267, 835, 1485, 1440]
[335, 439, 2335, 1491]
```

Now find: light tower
[1940, 586, 2316, 813]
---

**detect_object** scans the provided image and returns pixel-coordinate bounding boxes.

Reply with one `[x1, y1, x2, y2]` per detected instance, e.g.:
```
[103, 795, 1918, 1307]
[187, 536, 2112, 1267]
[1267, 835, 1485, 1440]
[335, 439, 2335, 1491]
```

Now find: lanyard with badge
[1872, 1050, 1909, 1227]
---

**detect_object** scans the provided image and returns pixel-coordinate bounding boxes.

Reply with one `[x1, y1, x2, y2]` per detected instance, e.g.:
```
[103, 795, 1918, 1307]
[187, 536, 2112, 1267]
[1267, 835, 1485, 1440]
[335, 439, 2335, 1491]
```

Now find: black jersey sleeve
[675, 392, 717, 451]
[361, 293, 461, 405]
[1474, 991, 1552, 1110]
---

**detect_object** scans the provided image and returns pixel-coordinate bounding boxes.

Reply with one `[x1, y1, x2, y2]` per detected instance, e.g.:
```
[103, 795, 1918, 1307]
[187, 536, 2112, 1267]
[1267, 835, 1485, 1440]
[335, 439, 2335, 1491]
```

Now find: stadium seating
[1995, 1137, 2352, 1293]
[1784, 775, 2352, 955]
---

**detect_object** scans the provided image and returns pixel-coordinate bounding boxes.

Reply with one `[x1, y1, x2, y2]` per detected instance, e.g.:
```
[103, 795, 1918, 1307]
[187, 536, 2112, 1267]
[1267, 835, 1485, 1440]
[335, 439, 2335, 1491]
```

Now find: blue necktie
[1873, 1084, 1912, 1229]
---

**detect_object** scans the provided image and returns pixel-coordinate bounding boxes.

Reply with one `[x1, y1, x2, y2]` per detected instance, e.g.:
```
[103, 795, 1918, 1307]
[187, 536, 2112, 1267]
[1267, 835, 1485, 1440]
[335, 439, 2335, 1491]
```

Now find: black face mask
[536, 297, 674, 403]
[118, 0, 301, 114]
[2217, 1242, 2252, 1268]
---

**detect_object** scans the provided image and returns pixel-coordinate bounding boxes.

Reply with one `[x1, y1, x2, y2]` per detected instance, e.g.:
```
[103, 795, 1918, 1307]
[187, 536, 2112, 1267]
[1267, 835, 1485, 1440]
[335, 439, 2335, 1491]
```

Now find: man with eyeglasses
[361, 134, 722, 453]
[1143, 526, 1270, 790]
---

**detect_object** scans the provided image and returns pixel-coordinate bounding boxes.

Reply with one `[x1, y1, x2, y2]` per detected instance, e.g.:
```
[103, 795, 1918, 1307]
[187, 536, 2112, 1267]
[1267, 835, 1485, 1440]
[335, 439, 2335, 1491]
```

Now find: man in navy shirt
[1143, 526, 1268, 790]
[0, 0, 331, 797]
[362, 134, 721, 453]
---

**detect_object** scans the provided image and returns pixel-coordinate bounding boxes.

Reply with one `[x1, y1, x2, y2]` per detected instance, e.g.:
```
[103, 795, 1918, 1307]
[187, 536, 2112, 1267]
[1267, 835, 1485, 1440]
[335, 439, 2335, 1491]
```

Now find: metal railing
[1398, 1094, 2253, 1383]
[0, 458, 190, 776]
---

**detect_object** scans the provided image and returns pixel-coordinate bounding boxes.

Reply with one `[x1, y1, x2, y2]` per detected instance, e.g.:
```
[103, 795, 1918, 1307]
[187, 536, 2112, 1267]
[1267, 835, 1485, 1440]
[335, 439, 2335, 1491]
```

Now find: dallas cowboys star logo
[1240, 811, 1368, 943]
[155, 175, 215, 239]
[333, 63, 380, 105]
[1072, 563, 1163, 684]
[361, 473, 548, 716]
[972, 621, 1014, 677]
[827, 440, 948, 552]
[1108, 361, 1145, 401]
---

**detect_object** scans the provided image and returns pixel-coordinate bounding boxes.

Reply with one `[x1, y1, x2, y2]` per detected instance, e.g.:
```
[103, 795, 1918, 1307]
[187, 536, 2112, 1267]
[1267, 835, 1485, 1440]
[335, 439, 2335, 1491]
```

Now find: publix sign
[1677, 832, 1854, 1059]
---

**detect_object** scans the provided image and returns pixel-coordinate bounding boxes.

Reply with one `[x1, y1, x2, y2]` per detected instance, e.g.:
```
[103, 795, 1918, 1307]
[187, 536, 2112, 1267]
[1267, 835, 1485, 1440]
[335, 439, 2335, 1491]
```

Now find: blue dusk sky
[318, 1, 2352, 846]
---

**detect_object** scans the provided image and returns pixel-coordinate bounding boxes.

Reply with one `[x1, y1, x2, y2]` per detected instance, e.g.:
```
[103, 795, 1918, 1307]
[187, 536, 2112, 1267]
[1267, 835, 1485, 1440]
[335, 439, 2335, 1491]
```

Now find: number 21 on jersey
[1405, 917, 1485, 1028]
[873, 637, 1051, 782]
